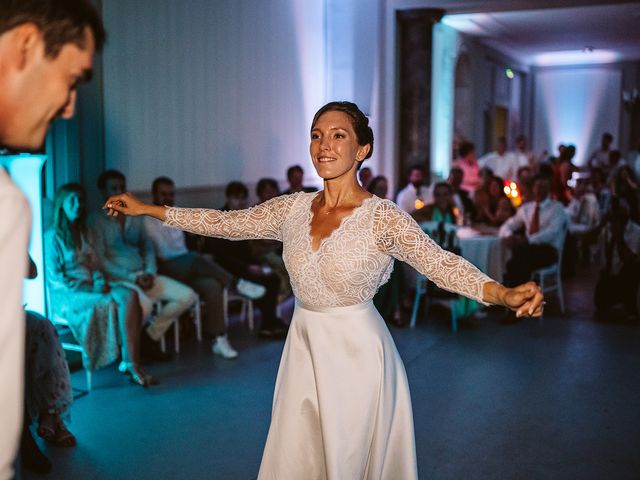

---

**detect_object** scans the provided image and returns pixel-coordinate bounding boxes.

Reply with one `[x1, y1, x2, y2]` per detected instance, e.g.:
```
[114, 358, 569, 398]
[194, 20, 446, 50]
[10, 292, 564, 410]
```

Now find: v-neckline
[306, 193, 376, 253]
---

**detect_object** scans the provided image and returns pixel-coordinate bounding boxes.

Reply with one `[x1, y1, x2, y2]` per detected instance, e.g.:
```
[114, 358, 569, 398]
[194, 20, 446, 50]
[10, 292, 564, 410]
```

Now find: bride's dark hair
[311, 101, 374, 161]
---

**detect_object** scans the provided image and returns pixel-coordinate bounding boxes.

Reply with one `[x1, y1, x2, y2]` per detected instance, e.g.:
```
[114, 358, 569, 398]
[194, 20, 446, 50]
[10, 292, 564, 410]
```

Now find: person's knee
[180, 287, 199, 309]
[112, 286, 142, 311]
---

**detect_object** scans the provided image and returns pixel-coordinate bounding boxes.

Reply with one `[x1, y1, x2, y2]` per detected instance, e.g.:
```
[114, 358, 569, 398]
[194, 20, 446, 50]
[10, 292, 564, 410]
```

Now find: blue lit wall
[532, 67, 622, 166]
[1, 155, 46, 315]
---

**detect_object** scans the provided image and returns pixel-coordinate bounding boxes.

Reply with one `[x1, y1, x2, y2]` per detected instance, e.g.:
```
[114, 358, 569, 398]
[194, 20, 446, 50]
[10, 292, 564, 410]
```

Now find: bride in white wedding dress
[104, 101, 544, 479]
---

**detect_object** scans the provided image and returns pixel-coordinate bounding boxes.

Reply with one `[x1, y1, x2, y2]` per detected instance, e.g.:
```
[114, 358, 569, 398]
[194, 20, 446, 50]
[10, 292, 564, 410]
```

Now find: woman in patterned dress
[46, 183, 156, 386]
[103, 102, 544, 479]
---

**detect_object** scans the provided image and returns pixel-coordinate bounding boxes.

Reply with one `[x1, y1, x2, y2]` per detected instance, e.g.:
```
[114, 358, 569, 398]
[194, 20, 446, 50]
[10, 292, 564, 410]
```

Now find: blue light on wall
[533, 68, 622, 166]
[431, 22, 459, 179]
[1, 154, 46, 315]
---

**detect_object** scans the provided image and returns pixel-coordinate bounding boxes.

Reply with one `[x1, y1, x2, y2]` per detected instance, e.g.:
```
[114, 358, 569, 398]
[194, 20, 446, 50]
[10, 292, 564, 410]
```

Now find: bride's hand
[503, 281, 544, 317]
[102, 192, 148, 217]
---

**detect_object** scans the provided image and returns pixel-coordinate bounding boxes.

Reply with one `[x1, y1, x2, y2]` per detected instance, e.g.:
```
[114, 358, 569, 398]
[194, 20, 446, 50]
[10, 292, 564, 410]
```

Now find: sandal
[119, 362, 159, 387]
[37, 421, 76, 448]
[53, 423, 77, 448]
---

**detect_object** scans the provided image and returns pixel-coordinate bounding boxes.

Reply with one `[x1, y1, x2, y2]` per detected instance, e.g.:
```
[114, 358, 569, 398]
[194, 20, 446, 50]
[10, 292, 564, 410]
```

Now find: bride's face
[310, 111, 369, 181]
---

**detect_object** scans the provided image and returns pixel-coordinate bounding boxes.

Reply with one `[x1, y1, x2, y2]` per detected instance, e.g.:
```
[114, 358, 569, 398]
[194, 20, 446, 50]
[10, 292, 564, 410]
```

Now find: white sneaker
[212, 335, 238, 359]
[236, 278, 266, 300]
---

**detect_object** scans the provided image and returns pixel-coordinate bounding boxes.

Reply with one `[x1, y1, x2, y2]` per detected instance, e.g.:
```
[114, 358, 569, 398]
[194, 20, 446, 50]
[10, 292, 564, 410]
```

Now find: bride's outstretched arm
[373, 200, 544, 317]
[103, 192, 299, 241]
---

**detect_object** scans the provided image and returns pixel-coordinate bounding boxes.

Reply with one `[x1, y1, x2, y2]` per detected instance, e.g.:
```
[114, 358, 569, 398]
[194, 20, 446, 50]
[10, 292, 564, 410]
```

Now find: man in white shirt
[478, 137, 524, 181]
[566, 174, 601, 235]
[396, 165, 432, 213]
[594, 200, 640, 318]
[588, 132, 614, 171]
[89, 171, 198, 361]
[144, 177, 266, 359]
[0, 2, 105, 477]
[500, 175, 568, 287]
[564, 173, 601, 274]
[511, 135, 536, 170]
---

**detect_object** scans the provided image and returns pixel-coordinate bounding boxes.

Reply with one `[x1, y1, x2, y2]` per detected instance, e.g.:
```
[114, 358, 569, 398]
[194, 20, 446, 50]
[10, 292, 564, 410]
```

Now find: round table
[456, 226, 506, 282]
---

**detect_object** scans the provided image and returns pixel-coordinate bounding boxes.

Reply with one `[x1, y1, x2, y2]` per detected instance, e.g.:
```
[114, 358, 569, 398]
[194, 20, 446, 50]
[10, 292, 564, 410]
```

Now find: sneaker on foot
[236, 278, 266, 300]
[212, 335, 238, 359]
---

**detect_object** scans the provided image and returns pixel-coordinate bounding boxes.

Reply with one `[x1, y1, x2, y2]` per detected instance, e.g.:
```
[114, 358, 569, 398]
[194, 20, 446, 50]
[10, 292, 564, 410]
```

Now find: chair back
[419, 221, 460, 252]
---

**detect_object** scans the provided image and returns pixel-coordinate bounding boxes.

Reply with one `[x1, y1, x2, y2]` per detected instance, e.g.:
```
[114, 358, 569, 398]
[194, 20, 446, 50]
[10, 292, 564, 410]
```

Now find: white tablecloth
[456, 227, 506, 282]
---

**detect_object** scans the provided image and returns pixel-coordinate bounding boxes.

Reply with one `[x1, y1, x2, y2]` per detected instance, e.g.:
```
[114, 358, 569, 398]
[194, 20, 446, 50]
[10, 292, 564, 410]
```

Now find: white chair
[159, 296, 203, 353]
[410, 275, 459, 332]
[51, 315, 92, 392]
[223, 287, 254, 331]
[531, 227, 567, 314]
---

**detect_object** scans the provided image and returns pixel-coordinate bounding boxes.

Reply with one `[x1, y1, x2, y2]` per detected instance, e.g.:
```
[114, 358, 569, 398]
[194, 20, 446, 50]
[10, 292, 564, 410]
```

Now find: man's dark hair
[0, 0, 106, 57]
[97, 169, 125, 190]
[152, 176, 174, 194]
[408, 165, 425, 176]
[225, 181, 248, 199]
[256, 178, 279, 197]
[458, 142, 475, 158]
[286, 165, 303, 179]
[602, 132, 613, 143]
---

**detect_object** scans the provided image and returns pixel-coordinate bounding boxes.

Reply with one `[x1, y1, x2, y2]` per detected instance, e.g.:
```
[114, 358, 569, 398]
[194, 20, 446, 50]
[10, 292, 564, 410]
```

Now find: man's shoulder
[0, 171, 30, 222]
[0, 169, 27, 202]
[397, 184, 412, 195]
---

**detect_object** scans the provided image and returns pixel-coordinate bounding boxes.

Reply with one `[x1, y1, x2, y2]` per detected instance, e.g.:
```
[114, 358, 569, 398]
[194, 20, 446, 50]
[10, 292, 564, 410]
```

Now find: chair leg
[557, 271, 565, 313]
[174, 319, 180, 353]
[240, 301, 246, 324]
[450, 302, 457, 333]
[222, 288, 229, 328]
[160, 335, 166, 353]
[86, 370, 92, 392]
[194, 301, 202, 342]
[410, 288, 422, 329]
[248, 301, 254, 331]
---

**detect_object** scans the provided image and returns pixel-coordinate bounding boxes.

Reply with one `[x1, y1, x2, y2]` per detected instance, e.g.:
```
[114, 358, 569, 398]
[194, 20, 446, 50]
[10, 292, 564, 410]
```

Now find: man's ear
[10, 23, 43, 71]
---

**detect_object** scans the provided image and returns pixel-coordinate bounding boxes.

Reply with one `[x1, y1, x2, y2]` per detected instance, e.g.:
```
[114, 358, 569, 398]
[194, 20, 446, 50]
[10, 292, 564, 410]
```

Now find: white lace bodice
[165, 192, 493, 307]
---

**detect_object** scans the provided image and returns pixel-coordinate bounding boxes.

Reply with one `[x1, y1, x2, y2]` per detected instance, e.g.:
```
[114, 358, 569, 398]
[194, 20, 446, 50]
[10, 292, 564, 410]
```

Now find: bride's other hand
[102, 192, 148, 217]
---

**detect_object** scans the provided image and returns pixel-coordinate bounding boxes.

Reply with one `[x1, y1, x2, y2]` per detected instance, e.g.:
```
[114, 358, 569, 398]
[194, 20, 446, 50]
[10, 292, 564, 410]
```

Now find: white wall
[532, 66, 622, 166]
[102, 0, 326, 191]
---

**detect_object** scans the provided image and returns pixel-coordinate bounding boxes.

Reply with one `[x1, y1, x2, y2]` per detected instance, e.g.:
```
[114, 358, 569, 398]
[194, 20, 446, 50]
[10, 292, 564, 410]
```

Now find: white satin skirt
[257, 300, 418, 480]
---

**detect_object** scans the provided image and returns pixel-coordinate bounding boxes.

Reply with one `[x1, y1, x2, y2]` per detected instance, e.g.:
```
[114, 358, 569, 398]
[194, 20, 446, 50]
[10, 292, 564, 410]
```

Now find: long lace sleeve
[164, 193, 300, 241]
[373, 200, 494, 304]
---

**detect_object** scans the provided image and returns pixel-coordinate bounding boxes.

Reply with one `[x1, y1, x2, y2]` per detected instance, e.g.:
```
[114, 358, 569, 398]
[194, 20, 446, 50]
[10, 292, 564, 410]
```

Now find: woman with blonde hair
[45, 183, 155, 386]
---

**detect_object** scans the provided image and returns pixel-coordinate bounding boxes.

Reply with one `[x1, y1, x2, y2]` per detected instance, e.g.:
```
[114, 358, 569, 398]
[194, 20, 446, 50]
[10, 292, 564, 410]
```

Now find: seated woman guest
[20, 258, 74, 474]
[474, 176, 512, 226]
[412, 182, 458, 225]
[45, 184, 156, 386]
